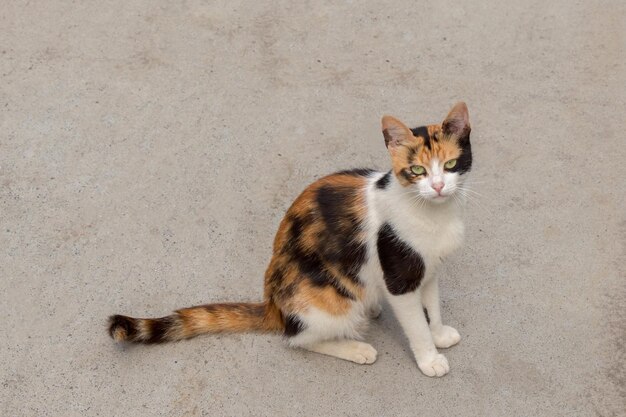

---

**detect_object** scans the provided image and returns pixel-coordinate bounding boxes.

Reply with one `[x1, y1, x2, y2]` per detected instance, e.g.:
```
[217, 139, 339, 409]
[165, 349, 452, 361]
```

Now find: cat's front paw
[431, 325, 461, 348]
[417, 353, 450, 377]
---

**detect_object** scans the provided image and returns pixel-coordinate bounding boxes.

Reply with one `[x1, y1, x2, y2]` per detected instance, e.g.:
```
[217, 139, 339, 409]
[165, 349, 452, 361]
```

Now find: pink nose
[432, 182, 444, 194]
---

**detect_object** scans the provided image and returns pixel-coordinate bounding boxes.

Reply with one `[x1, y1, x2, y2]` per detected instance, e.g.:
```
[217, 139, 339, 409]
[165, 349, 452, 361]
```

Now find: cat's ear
[381, 115, 413, 149]
[442, 102, 470, 138]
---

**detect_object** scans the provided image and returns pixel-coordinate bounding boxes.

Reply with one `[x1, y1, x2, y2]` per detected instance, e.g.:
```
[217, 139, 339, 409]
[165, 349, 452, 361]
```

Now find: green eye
[410, 165, 426, 175]
[444, 159, 457, 170]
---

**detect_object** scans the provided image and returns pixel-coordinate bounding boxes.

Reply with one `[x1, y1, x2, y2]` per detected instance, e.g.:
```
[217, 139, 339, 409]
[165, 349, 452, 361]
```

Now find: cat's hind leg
[300, 339, 378, 364]
[286, 305, 377, 364]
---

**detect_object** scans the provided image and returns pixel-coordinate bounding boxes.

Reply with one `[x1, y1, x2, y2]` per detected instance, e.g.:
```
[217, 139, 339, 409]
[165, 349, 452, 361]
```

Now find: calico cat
[109, 102, 472, 377]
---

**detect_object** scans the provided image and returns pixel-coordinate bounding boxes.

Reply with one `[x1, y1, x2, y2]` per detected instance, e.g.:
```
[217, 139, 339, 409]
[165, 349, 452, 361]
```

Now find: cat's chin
[428, 195, 451, 204]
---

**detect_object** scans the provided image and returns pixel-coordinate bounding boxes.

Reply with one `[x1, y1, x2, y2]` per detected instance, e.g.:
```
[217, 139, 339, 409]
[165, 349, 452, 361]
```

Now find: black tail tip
[108, 314, 137, 342]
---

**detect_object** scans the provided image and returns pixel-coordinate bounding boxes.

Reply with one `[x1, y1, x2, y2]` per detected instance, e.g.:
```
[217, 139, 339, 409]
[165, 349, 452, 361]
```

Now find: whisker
[457, 187, 493, 203]
[457, 187, 484, 197]
[455, 189, 491, 215]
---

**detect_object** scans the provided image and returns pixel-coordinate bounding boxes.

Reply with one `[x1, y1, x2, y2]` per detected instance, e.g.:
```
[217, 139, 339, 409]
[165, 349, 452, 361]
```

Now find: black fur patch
[316, 186, 352, 234]
[406, 146, 418, 165]
[146, 316, 177, 344]
[284, 314, 304, 336]
[399, 169, 414, 182]
[293, 245, 356, 300]
[287, 213, 310, 245]
[377, 223, 425, 295]
[336, 168, 375, 177]
[411, 126, 431, 149]
[376, 171, 392, 189]
[283, 209, 360, 300]
[108, 314, 137, 340]
[446, 132, 472, 175]
[383, 128, 393, 147]
[316, 185, 368, 281]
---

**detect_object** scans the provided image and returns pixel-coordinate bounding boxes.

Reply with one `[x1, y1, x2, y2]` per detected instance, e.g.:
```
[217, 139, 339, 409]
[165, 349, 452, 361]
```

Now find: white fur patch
[287, 303, 368, 347]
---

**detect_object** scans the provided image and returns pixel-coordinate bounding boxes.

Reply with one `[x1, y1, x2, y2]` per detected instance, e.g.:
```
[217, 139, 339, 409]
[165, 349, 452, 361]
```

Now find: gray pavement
[1, 1, 624, 416]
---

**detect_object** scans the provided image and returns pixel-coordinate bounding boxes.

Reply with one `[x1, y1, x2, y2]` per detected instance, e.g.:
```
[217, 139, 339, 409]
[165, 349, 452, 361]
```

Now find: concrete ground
[1, 1, 624, 416]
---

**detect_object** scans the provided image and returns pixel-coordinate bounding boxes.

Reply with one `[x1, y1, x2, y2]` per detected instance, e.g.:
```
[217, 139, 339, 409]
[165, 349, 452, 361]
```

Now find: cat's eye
[444, 159, 457, 170]
[410, 165, 426, 175]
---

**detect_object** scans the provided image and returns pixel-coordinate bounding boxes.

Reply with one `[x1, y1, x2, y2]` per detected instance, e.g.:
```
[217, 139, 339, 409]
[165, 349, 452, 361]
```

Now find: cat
[108, 102, 472, 377]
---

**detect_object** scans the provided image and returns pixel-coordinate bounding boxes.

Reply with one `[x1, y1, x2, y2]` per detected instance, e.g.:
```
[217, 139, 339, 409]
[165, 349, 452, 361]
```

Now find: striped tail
[108, 301, 284, 344]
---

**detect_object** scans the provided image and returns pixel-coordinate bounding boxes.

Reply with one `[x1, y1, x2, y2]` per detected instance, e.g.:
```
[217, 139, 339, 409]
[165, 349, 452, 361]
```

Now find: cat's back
[271, 168, 379, 255]
[264, 168, 380, 307]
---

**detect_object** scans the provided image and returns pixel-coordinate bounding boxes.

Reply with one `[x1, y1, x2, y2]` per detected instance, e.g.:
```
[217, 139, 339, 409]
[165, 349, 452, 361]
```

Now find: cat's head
[381, 102, 472, 203]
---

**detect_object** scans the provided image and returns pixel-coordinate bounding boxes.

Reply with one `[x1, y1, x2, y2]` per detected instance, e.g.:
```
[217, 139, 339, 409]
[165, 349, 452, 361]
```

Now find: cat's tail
[108, 301, 284, 344]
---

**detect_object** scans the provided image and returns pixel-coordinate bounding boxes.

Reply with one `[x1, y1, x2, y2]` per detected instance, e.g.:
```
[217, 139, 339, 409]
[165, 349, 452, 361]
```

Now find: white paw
[367, 304, 382, 319]
[432, 325, 461, 348]
[346, 341, 378, 364]
[417, 353, 450, 377]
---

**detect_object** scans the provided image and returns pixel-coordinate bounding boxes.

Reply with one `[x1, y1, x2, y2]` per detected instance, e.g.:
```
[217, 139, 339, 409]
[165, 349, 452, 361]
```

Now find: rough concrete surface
[1, 1, 624, 416]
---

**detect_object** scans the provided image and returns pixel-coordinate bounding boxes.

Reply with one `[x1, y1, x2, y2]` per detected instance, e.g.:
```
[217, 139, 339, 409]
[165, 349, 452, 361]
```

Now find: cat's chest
[391, 215, 464, 266]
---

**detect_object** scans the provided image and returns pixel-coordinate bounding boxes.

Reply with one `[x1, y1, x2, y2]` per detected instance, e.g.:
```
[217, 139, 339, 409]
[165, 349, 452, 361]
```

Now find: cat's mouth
[430, 194, 451, 203]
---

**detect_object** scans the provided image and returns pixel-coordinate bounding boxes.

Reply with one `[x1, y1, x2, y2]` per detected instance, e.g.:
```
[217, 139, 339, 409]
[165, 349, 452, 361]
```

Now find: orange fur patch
[391, 125, 463, 186]
[264, 171, 369, 319]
